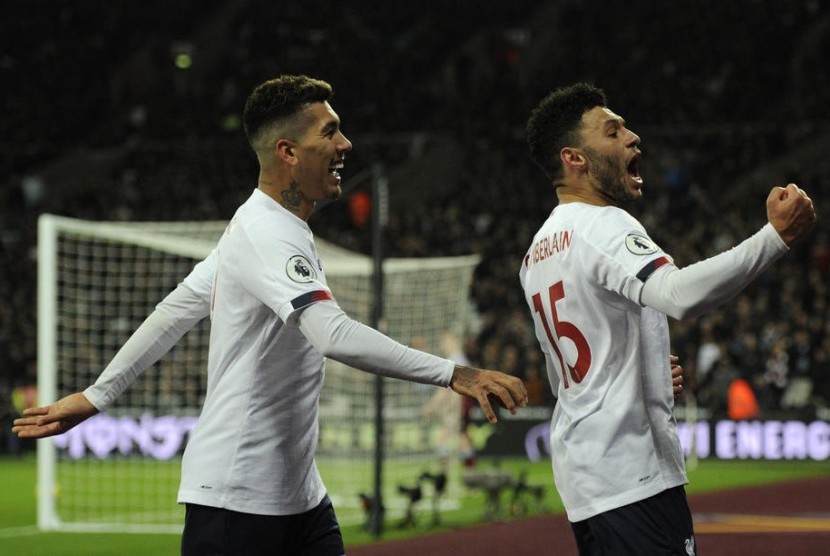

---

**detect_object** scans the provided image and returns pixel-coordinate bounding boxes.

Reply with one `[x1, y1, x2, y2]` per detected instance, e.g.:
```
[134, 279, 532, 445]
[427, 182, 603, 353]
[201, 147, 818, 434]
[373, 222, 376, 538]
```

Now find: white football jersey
[519, 202, 687, 522]
[177, 188, 333, 515]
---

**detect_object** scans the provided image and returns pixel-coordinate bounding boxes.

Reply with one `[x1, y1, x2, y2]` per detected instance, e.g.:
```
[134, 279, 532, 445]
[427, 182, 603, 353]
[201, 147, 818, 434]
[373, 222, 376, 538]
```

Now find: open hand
[449, 366, 528, 424]
[12, 392, 98, 439]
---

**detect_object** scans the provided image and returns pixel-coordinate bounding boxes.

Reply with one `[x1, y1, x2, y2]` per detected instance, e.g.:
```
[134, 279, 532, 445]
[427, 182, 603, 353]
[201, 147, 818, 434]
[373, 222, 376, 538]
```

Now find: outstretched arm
[13, 287, 207, 439]
[13, 252, 217, 439]
[298, 301, 527, 423]
[82, 279, 211, 410]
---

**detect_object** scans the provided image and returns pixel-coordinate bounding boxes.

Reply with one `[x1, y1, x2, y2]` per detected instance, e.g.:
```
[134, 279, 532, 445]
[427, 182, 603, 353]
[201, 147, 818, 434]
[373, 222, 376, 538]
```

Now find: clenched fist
[767, 183, 816, 246]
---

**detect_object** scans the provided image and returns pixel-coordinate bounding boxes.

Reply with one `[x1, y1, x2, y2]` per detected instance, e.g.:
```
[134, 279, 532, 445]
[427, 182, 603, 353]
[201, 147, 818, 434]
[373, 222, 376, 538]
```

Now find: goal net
[37, 214, 479, 533]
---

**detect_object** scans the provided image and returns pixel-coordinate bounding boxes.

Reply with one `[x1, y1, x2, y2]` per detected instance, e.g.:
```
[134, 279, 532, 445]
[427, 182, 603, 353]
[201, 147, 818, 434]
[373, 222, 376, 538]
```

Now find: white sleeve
[640, 223, 788, 320]
[83, 253, 216, 411]
[297, 301, 455, 387]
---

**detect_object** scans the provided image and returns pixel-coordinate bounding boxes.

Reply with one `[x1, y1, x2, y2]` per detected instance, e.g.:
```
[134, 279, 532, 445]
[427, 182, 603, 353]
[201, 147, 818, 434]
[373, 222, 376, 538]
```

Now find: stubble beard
[584, 148, 637, 204]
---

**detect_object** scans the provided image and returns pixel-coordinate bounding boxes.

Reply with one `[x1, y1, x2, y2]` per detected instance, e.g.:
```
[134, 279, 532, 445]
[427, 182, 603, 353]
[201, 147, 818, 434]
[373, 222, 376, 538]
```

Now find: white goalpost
[36, 213, 479, 533]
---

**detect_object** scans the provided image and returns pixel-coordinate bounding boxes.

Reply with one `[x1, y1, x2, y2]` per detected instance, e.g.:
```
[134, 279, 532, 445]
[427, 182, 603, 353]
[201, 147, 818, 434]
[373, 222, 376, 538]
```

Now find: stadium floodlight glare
[37, 214, 478, 533]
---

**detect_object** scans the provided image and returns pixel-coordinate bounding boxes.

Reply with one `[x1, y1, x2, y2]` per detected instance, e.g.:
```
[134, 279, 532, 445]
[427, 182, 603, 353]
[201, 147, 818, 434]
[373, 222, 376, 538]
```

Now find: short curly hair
[242, 75, 333, 150]
[526, 83, 607, 182]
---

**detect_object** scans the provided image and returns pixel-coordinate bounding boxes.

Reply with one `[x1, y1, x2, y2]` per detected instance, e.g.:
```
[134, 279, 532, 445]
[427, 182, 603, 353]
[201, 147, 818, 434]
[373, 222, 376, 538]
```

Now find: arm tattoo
[281, 180, 305, 212]
[451, 365, 479, 389]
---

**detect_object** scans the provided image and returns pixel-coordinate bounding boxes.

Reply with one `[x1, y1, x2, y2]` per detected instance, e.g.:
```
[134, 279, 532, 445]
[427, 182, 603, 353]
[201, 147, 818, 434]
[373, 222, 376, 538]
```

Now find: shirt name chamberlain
[527, 230, 573, 267]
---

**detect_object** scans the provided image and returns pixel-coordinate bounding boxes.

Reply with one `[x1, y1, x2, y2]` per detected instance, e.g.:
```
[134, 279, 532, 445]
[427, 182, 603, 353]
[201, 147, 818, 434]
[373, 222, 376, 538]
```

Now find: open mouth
[328, 160, 344, 179]
[627, 155, 642, 184]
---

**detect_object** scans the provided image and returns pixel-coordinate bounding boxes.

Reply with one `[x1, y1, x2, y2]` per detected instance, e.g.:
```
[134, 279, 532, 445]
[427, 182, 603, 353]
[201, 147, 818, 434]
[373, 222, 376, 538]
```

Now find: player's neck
[556, 184, 614, 207]
[257, 178, 314, 221]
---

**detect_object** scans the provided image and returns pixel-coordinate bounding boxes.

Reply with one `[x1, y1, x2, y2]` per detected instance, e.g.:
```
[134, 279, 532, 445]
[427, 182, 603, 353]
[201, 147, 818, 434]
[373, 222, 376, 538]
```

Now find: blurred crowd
[2, 0, 830, 451]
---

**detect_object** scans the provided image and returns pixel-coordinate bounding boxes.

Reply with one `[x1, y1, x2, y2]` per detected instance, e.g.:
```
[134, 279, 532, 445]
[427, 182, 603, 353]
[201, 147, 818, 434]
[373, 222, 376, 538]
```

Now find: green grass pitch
[1, 454, 828, 555]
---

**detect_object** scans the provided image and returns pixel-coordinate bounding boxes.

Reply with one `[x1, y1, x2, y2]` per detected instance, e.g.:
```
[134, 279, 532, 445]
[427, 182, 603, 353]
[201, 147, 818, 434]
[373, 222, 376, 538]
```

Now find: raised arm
[641, 184, 815, 320]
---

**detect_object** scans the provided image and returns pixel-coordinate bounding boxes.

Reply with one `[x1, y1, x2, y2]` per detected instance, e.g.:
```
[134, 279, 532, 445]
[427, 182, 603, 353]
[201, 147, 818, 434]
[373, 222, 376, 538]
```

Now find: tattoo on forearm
[452, 366, 478, 389]
[281, 180, 305, 212]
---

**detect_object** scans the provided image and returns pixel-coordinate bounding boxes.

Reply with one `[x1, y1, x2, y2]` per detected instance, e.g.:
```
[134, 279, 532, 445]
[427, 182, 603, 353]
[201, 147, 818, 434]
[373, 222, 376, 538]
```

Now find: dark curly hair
[526, 83, 607, 182]
[242, 75, 333, 149]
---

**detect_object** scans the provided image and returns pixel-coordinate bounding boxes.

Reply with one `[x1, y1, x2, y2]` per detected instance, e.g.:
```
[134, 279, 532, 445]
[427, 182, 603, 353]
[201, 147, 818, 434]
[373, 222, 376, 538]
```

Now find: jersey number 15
[532, 281, 592, 389]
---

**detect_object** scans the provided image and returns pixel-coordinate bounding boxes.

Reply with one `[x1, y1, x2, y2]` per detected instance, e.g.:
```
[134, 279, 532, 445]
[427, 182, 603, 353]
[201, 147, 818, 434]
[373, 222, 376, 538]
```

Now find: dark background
[2, 1, 829, 447]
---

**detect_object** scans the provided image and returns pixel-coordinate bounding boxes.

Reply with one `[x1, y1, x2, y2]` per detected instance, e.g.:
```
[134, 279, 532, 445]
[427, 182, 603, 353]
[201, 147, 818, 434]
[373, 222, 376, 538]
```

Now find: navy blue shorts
[570, 486, 696, 555]
[181, 495, 345, 556]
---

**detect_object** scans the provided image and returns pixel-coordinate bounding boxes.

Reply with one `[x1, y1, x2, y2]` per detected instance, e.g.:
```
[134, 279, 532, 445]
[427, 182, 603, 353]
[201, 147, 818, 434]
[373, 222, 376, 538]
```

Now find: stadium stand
[2, 1, 829, 451]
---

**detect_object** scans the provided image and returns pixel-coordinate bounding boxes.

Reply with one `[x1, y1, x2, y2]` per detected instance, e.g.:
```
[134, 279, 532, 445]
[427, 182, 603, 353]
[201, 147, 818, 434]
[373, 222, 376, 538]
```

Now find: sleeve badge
[286, 255, 317, 283]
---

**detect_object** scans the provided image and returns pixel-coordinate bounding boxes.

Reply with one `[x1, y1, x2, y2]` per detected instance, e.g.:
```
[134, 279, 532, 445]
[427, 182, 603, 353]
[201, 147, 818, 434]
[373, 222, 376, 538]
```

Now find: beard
[583, 147, 638, 203]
